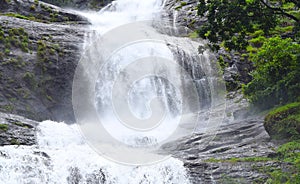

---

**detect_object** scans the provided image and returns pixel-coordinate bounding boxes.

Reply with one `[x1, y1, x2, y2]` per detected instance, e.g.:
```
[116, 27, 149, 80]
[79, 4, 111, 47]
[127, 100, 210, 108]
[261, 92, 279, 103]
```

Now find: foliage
[242, 37, 300, 109]
[266, 140, 300, 184]
[264, 102, 300, 140]
[197, 0, 299, 51]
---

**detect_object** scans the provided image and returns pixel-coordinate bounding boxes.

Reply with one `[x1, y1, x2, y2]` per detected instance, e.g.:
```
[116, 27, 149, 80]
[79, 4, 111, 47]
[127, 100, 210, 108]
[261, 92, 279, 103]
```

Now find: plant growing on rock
[0, 124, 8, 131]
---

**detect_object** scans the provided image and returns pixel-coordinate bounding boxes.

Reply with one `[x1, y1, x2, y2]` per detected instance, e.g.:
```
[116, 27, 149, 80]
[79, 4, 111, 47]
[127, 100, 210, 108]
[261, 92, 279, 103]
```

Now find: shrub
[243, 37, 300, 109]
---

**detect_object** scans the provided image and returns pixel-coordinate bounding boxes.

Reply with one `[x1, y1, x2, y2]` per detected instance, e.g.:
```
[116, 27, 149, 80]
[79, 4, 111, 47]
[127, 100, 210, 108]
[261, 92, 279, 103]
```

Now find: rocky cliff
[0, 0, 91, 122]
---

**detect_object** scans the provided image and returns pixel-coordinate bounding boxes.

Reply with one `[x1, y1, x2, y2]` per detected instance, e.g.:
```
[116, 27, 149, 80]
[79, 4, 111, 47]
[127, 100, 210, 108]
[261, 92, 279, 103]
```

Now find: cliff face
[164, 0, 253, 91]
[41, 0, 113, 10]
[0, 0, 90, 122]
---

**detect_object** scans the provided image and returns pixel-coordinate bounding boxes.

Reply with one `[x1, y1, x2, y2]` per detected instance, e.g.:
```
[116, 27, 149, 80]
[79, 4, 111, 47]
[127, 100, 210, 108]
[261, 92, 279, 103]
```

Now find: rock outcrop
[162, 92, 283, 183]
[0, 112, 37, 146]
[42, 0, 113, 10]
[0, 0, 89, 122]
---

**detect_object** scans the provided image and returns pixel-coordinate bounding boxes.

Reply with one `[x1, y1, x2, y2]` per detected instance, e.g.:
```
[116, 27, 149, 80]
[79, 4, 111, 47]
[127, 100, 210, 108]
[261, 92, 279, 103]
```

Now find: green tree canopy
[197, 0, 300, 51]
[243, 37, 300, 108]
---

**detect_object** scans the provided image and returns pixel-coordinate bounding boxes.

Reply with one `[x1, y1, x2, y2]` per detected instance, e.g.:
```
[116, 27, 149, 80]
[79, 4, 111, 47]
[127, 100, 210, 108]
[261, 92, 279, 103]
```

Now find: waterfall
[0, 0, 225, 183]
[72, 0, 225, 164]
[0, 121, 190, 183]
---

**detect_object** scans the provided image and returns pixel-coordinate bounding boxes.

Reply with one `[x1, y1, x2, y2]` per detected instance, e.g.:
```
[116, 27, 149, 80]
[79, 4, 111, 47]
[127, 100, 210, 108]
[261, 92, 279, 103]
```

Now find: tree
[242, 37, 300, 108]
[197, 0, 300, 51]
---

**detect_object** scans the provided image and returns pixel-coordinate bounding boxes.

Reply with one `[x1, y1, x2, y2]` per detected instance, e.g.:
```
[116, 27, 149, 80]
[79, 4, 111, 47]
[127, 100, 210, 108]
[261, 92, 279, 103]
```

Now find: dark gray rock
[162, 117, 280, 183]
[41, 0, 113, 10]
[0, 1, 88, 122]
[160, 93, 282, 183]
[0, 112, 37, 146]
[1, 0, 89, 24]
[164, 0, 204, 31]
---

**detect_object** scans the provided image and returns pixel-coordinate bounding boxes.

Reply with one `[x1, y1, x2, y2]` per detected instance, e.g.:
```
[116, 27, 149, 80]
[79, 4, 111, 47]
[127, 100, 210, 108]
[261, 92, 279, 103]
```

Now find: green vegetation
[197, 0, 299, 51]
[2, 104, 14, 112]
[205, 156, 272, 163]
[10, 138, 20, 145]
[264, 102, 300, 140]
[0, 27, 30, 54]
[205, 140, 300, 183]
[30, 4, 36, 11]
[2, 13, 31, 20]
[0, 124, 9, 131]
[266, 141, 300, 183]
[36, 37, 62, 72]
[23, 72, 37, 88]
[12, 121, 29, 128]
[242, 37, 300, 108]
[193, 0, 299, 109]
[175, 1, 188, 10]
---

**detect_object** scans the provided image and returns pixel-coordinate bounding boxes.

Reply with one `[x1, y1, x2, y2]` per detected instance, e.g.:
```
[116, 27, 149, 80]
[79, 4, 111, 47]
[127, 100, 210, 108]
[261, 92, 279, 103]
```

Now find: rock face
[164, 0, 204, 31]
[0, 0, 89, 122]
[163, 0, 253, 90]
[0, 112, 37, 146]
[42, 0, 113, 10]
[163, 119, 276, 183]
[162, 93, 282, 183]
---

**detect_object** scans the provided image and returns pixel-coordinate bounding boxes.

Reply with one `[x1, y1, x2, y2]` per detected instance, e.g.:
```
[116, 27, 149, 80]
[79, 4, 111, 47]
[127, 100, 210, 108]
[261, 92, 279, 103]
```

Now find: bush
[243, 37, 300, 109]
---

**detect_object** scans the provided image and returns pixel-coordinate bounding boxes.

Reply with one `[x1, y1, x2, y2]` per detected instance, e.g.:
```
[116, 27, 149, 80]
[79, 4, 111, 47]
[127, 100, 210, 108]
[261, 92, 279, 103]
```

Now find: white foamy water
[0, 121, 190, 183]
[72, 0, 223, 164]
[78, 0, 167, 33]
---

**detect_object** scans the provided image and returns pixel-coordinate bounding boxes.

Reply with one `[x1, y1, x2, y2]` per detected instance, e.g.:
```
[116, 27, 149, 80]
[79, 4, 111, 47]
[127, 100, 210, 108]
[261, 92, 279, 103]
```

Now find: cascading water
[0, 121, 190, 183]
[0, 0, 225, 183]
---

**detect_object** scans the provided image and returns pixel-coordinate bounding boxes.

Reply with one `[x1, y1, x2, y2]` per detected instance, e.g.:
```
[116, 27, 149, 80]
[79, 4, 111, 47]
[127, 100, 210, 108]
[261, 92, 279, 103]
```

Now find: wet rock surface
[0, 1, 88, 122]
[0, 0, 89, 24]
[42, 0, 113, 11]
[0, 112, 37, 146]
[162, 93, 281, 183]
[164, 0, 205, 31]
[163, 0, 253, 90]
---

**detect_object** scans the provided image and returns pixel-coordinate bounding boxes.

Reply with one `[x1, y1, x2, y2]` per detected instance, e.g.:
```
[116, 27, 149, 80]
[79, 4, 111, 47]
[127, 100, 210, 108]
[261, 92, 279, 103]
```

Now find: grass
[205, 140, 300, 183]
[267, 102, 300, 117]
[2, 13, 30, 20]
[0, 124, 8, 131]
[188, 31, 199, 38]
[205, 156, 272, 163]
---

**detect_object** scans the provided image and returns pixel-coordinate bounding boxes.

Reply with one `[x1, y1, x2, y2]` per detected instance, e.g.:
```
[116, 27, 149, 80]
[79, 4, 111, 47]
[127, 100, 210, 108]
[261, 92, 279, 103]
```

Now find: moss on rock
[264, 102, 300, 140]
